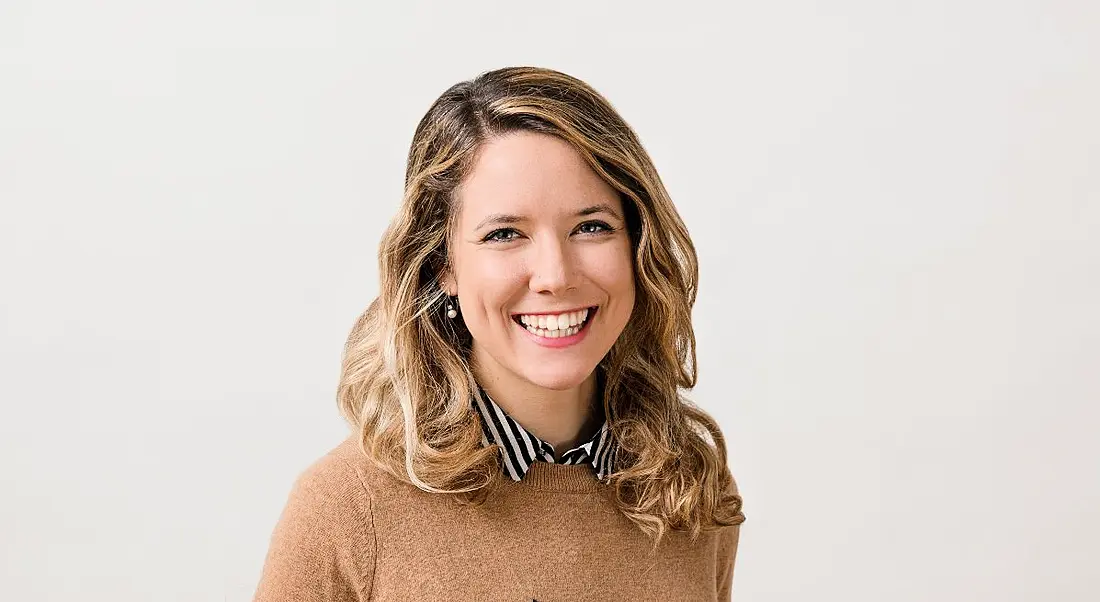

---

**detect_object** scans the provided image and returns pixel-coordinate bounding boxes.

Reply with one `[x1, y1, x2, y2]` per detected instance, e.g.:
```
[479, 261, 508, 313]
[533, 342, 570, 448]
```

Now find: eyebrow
[474, 203, 623, 231]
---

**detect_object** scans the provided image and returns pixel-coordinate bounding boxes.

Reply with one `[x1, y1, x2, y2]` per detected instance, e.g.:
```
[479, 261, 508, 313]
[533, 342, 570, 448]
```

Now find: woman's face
[442, 131, 635, 391]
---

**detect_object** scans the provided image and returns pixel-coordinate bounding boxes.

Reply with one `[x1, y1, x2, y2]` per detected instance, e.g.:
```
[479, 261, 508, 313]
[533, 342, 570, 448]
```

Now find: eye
[576, 220, 614, 235]
[483, 228, 520, 243]
[482, 221, 615, 244]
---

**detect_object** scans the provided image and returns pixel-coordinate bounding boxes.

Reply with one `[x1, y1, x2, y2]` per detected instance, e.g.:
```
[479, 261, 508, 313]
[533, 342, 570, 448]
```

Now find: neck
[471, 352, 603, 454]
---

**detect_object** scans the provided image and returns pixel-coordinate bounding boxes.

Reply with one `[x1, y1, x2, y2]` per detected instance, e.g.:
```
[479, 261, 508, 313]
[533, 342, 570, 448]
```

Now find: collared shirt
[472, 384, 618, 483]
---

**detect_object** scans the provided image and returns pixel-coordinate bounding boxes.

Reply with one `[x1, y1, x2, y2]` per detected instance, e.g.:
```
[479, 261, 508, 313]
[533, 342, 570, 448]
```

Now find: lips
[508, 305, 598, 330]
[511, 305, 598, 345]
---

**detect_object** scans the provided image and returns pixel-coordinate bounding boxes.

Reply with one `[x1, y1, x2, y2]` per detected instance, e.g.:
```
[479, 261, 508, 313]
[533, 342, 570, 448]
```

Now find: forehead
[454, 131, 620, 226]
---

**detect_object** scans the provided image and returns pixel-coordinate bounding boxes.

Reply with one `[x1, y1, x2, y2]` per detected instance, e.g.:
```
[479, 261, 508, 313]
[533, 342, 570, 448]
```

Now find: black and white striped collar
[472, 385, 617, 483]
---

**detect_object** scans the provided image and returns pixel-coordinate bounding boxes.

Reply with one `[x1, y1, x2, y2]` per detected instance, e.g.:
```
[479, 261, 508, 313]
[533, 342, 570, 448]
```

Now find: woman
[253, 66, 746, 601]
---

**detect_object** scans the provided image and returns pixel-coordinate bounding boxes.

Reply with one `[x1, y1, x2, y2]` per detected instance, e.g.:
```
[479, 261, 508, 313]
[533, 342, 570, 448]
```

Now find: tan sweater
[253, 436, 744, 601]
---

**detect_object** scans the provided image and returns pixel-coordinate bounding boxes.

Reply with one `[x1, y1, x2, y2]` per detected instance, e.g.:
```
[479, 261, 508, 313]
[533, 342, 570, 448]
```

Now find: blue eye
[577, 221, 613, 235]
[481, 221, 616, 244]
[483, 228, 519, 243]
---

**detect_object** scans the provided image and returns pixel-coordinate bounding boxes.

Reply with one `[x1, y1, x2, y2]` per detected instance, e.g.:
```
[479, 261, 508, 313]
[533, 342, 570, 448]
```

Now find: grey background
[2, 1, 1098, 600]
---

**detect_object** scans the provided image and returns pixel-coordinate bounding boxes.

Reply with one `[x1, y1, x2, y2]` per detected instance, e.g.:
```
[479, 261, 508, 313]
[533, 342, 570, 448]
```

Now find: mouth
[511, 305, 598, 339]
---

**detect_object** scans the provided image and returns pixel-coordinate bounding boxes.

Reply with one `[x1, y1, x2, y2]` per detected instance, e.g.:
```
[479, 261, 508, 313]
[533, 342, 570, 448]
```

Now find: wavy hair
[337, 66, 744, 549]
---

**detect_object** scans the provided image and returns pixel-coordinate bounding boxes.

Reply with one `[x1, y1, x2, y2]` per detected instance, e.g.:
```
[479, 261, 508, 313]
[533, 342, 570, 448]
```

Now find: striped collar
[472, 385, 617, 483]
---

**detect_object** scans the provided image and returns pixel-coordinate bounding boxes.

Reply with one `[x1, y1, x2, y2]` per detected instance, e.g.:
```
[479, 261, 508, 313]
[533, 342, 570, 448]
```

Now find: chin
[521, 367, 593, 391]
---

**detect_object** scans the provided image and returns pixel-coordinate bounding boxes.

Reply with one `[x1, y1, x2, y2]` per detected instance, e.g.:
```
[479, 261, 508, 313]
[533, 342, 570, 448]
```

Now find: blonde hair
[337, 66, 744, 548]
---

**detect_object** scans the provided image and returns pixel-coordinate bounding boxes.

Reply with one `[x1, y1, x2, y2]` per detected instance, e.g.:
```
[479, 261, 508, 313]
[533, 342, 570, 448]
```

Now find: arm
[716, 475, 745, 601]
[716, 522, 742, 601]
[253, 454, 376, 601]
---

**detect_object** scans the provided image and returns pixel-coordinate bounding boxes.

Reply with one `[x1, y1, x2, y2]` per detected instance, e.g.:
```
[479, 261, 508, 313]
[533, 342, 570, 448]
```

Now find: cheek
[462, 259, 525, 318]
[586, 241, 635, 292]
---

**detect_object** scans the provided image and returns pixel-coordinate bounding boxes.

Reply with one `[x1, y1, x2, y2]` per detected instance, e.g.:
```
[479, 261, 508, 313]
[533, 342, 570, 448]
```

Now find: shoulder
[283, 436, 376, 516]
[272, 435, 380, 550]
[253, 436, 378, 601]
[300, 435, 373, 488]
[286, 435, 428, 522]
[721, 465, 746, 524]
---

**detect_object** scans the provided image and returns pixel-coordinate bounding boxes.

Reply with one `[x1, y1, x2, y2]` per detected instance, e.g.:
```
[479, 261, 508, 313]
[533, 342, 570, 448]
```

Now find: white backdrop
[2, 1, 1097, 600]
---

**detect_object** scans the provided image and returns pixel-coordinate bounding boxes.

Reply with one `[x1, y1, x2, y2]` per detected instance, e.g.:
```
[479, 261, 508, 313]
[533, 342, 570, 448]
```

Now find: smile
[511, 306, 598, 345]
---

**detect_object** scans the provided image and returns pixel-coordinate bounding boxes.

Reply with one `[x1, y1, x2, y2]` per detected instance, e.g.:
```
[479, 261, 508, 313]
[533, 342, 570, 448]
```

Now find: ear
[439, 269, 457, 297]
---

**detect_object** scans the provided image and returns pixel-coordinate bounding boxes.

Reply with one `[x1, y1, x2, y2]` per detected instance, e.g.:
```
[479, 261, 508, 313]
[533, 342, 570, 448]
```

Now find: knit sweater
[252, 435, 744, 601]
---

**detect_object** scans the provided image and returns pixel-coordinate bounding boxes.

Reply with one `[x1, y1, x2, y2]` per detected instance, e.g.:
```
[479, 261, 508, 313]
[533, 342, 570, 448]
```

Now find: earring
[446, 295, 458, 319]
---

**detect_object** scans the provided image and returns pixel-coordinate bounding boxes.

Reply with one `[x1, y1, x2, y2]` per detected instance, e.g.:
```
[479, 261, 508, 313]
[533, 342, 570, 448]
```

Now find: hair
[337, 66, 744, 550]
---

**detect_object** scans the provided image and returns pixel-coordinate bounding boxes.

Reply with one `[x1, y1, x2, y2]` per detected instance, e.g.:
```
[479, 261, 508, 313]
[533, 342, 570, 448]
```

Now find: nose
[528, 235, 577, 295]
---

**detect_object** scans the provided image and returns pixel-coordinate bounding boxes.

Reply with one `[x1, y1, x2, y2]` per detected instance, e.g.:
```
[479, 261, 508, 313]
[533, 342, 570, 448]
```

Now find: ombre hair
[337, 66, 744, 547]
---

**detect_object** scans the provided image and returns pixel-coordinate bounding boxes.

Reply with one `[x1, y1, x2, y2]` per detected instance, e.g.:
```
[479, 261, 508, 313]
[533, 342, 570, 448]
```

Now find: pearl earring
[446, 295, 458, 319]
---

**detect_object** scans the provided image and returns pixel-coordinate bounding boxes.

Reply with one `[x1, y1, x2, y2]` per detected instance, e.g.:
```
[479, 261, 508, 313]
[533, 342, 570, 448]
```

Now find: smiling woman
[442, 131, 635, 391]
[252, 66, 746, 601]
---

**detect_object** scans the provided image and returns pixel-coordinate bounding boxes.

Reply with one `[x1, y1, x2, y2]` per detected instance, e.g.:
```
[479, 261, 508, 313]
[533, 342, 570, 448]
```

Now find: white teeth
[516, 308, 592, 337]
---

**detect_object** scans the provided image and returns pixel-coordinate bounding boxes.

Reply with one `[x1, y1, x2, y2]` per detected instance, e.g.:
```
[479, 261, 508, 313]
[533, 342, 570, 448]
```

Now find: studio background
[2, 1, 1097, 600]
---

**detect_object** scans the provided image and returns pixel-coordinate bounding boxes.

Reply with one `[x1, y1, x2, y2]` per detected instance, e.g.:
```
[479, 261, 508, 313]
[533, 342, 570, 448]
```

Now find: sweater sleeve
[253, 452, 376, 602]
[716, 474, 745, 602]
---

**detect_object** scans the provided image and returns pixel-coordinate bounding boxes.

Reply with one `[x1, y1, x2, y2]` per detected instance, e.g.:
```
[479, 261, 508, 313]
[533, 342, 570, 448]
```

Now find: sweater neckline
[511, 461, 605, 493]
